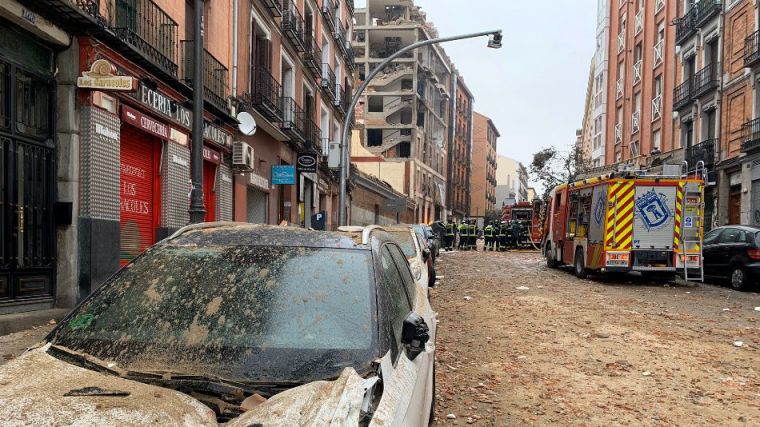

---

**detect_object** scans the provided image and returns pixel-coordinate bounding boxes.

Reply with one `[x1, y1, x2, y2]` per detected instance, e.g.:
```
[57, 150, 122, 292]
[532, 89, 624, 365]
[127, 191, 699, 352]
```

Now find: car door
[716, 228, 743, 277]
[702, 228, 724, 277]
[370, 244, 435, 427]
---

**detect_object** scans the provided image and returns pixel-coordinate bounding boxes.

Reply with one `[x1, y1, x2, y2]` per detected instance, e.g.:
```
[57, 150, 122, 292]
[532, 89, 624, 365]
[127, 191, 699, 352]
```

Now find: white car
[0, 223, 436, 426]
[383, 225, 435, 290]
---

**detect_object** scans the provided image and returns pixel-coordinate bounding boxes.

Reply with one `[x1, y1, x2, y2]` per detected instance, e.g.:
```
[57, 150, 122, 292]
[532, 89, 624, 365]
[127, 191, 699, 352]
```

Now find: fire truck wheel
[545, 243, 557, 268]
[574, 248, 588, 280]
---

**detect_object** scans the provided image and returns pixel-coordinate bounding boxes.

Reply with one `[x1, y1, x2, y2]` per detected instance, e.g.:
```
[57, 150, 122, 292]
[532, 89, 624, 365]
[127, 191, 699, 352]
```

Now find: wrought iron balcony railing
[675, 9, 696, 45]
[281, 0, 306, 52]
[742, 118, 760, 153]
[673, 78, 693, 110]
[693, 62, 720, 97]
[346, 0, 354, 15]
[258, 0, 283, 17]
[694, 0, 721, 27]
[652, 95, 662, 122]
[181, 40, 229, 111]
[113, 0, 179, 78]
[616, 77, 623, 100]
[334, 83, 346, 115]
[305, 118, 322, 154]
[321, 63, 336, 101]
[633, 60, 643, 85]
[655, 0, 665, 13]
[242, 66, 283, 122]
[745, 30, 760, 68]
[615, 123, 623, 144]
[322, 0, 336, 32]
[634, 9, 644, 36]
[302, 33, 322, 79]
[653, 39, 664, 68]
[280, 96, 306, 143]
[617, 30, 625, 53]
[632, 110, 641, 134]
[686, 138, 718, 168]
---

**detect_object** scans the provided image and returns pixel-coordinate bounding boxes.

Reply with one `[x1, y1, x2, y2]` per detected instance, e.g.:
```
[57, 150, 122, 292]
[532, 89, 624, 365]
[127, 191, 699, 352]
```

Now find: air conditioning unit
[232, 141, 254, 172]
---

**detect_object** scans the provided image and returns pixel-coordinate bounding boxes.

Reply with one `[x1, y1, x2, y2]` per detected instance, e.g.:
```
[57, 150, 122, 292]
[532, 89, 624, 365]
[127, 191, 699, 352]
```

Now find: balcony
[322, 0, 336, 33]
[633, 60, 642, 85]
[301, 33, 322, 79]
[652, 95, 662, 121]
[15, 0, 108, 34]
[615, 123, 623, 144]
[655, 0, 665, 13]
[745, 30, 760, 68]
[346, 0, 354, 14]
[634, 9, 644, 36]
[616, 77, 623, 100]
[181, 41, 229, 111]
[304, 119, 322, 154]
[281, 0, 306, 52]
[742, 118, 760, 152]
[693, 62, 720, 98]
[653, 39, 664, 68]
[242, 67, 283, 123]
[334, 84, 346, 115]
[113, 0, 178, 78]
[686, 138, 718, 168]
[334, 21, 348, 56]
[632, 110, 641, 134]
[618, 31, 625, 54]
[675, 9, 696, 45]
[257, 0, 283, 17]
[673, 79, 693, 110]
[280, 97, 306, 143]
[321, 63, 336, 101]
[694, 0, 721, 27]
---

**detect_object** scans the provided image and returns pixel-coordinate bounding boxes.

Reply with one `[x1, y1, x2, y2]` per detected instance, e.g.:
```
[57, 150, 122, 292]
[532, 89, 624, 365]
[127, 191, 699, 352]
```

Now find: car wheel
[546, 243, 557, 268]
[574, 248, 587, 280]
[730, 265, 749, 291]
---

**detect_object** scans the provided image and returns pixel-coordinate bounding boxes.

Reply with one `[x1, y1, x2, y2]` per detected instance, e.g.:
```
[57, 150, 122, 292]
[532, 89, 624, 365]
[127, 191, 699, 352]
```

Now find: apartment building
[495, 155, 520, 207]
[591, 0, 611, 166]
[472, 112, 499, 217]
[605, 0, 677, 165]
[580, 61, 595, 164]
[448, 72, 474, 221]
[234, 0, 356, 229]
[351, 0, 452, 223]
[672, 0, 722, 227]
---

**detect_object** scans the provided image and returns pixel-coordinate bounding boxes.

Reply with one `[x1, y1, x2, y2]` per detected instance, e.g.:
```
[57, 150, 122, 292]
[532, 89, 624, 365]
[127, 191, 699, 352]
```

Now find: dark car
[703, 225, 760, 291]
[2, 224, 436, 425]
[413, 224, 441, 259]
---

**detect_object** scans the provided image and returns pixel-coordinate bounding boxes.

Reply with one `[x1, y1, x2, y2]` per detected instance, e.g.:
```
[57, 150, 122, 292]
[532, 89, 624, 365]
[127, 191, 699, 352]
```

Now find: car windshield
[50, 245, 377, 384]
[388, 231, 417, 257]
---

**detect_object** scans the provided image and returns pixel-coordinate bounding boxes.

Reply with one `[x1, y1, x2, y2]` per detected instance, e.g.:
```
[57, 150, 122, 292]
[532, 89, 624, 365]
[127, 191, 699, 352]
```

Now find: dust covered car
[0, 223, 436, 426]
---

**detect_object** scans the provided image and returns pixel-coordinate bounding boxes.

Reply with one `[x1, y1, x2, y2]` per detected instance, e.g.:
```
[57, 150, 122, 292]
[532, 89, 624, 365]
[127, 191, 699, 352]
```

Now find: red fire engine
[542, 168, 705, 280]
[502, 200, 544, 245]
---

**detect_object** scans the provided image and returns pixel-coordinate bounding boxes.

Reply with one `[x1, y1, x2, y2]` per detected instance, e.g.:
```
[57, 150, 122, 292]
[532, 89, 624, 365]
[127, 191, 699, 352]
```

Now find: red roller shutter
[204, 161, 217, 222]
[120, 126, 159, 266]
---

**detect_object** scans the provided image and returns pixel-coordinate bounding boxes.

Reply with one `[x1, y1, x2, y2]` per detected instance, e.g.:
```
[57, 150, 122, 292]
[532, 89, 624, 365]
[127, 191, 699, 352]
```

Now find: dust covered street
[431, 250, 760, 426]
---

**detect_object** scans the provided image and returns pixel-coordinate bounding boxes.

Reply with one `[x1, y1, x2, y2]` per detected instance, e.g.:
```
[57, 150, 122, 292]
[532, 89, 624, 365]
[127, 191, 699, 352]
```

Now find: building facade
[591, 0, 611, 166]
[351, 0, 451, 223]
[604, 0, 677, 165]
[580, 60, 595, 164]
[495, 155, 520, 207]
[447, 71, 474, 220]
[471, 112, 498, 217]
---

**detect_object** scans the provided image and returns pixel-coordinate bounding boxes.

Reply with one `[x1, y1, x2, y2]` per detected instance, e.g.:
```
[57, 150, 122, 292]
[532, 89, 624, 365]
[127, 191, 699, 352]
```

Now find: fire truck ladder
[681, 161, 706, 283]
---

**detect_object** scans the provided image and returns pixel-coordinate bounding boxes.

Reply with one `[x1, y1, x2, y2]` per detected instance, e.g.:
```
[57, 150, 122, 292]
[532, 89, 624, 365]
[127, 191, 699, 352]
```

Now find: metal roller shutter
[120, 126, 157, 266]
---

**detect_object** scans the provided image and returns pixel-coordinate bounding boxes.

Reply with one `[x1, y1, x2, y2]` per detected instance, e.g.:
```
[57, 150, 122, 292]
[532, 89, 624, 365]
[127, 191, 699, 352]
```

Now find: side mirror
[422, 248, 431, 259]
[401, 313, 430, 360]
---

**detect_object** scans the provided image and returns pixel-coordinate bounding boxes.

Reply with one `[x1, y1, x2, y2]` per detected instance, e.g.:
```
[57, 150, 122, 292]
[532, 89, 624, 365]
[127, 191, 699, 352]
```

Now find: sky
[356, 0, 596, 172]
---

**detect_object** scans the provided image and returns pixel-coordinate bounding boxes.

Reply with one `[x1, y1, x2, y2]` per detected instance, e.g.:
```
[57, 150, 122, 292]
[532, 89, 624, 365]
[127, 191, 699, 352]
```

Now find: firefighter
[458, 221, 468, 250]
[469, 221, 478, 251]
[496, 221, 507, 251]
[511, 219, 522, 248]
[444, 220, 456, 251]
[483, 222, 495, 251]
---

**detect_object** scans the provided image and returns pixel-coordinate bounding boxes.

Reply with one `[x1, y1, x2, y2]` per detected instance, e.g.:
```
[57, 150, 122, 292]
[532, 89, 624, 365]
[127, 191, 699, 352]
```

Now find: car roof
[712, 225, 760, 232]
[165, 222, 369, 249]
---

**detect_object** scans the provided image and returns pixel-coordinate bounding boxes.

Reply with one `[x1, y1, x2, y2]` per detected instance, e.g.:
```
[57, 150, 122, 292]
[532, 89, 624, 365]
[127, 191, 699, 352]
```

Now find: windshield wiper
[48, 345, 125, 376]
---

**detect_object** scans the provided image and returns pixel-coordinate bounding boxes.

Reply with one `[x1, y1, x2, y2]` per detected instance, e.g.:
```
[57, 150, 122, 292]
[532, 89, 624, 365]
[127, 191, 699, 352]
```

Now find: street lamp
[188, 0, 206, 224]
[338, 29, 503, 226]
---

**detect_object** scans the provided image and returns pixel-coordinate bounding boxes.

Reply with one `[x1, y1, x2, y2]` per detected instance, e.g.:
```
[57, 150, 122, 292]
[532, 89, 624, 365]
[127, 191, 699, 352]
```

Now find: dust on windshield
[388, 231, 417, 257]
[50, 245, 377, 384]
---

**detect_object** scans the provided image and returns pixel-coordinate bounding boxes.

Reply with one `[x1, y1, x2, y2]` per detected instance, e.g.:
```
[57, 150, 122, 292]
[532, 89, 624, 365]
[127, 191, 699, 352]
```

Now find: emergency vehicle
[501, 200, 544, 245]
[542, 166, 705, 281]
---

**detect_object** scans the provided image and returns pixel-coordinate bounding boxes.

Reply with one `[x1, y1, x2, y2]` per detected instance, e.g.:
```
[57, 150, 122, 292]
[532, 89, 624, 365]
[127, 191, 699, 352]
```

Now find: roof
[165, 223, 367, 249]
[712, 225, 760, 232]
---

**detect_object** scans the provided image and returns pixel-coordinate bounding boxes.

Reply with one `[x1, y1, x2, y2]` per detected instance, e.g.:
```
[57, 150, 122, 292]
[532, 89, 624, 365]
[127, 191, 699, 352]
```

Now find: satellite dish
[237, 112, 257, 136]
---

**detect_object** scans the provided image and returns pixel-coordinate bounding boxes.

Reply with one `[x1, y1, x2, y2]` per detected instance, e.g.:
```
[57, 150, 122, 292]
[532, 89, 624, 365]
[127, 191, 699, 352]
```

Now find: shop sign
[297, 153, 318, 174]
[172, 155, 188, 167]
[77, 59, 137, 92]
[203, 147, 221, 164]
[94, 123, 118, 141]
[249, 172, 269, 190]
[272, 165, 296, 185]
[122, 105, 169, 139]
[203, 122, 232, 148]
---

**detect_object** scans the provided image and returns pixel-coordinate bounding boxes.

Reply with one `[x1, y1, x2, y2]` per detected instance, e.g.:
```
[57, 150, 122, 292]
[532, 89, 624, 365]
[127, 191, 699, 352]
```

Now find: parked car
[353, 225, 435, 289]
[702, 225, 760, 291]
[413, 224, 440, 261]
[0, 223, 437, 426]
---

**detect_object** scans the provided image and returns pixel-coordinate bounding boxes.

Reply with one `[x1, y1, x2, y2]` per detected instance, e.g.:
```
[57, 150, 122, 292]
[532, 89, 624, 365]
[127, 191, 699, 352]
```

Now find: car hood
[0, 344, 377, 426]
[0, 344, 217, 426]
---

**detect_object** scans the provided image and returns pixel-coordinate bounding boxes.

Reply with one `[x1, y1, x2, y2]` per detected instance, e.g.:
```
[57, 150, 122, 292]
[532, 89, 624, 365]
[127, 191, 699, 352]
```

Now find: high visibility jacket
[446, 223, 456, 236]
[469, 225, 477, 236]
[498, 225, 508, 236]
[484, 225, 494, 237]
[458, 224, 468, 235]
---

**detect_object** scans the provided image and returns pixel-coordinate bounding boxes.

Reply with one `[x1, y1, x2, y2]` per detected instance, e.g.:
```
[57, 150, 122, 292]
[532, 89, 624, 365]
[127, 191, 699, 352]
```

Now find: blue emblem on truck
[635, 190, 672, 231]
[594, 194, 605, 225]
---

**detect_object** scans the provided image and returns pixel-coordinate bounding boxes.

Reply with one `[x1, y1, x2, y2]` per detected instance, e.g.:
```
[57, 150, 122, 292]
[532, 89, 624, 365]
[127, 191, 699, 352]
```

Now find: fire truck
[502, 200, 544, 246]
[542, 166, 705, 281]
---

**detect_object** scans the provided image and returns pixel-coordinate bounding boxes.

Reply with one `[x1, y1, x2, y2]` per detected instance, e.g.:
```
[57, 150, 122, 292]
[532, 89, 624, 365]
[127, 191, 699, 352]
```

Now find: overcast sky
[356, 0, 596, 172]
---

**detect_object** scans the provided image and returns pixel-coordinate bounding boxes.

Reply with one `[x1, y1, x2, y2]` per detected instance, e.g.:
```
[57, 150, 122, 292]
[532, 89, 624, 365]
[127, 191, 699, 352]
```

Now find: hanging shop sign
[77, 59, 137, 92]
[250, 172, 270, 190]
[203, 147, 221, 164]
[272, 165, 297, 185]
[135, 83, 231, 148]
[297, 153, 318, 174]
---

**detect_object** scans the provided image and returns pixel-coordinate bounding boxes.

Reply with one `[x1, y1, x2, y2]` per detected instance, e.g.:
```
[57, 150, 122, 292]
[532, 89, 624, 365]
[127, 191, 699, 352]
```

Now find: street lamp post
[189, 0, 206, 224]
[338, 29, 502, 226]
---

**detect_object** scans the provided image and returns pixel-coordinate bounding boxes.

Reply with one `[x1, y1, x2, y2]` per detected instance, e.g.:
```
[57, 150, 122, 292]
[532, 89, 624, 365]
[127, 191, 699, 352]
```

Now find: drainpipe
[232, 0, 239, 100]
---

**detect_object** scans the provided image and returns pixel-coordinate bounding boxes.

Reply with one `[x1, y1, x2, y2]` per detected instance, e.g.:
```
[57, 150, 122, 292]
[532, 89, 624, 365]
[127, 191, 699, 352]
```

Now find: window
[378, 246, 412, 359]
[653, 129, 661, 150]
[719, 228, 744, 244]
[703, 229, 723, 245]
[387, 244, 417, 307]
[654, 75, 662, 98]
